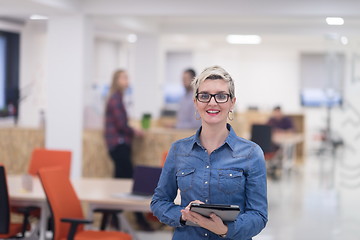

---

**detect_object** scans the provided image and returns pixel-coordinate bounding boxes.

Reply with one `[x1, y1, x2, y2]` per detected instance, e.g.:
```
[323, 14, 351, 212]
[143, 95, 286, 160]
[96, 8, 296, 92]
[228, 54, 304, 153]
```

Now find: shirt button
[182, 172, 184, 175]
[205, 233, 208, 236]
[205, 199, 208, 202]
[206, 165, 210, 168]
[229, 173, 233, 176]
[205, 181, 208, 184]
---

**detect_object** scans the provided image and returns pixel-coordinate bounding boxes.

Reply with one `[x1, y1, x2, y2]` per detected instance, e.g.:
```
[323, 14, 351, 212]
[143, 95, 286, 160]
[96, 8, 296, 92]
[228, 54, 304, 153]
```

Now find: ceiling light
[326, 17, 344, 25]
[226, 35, 262, 44]
[127, 34, 137, 43]
[340, 36, 348, 45]
[29, 14, 48, 20]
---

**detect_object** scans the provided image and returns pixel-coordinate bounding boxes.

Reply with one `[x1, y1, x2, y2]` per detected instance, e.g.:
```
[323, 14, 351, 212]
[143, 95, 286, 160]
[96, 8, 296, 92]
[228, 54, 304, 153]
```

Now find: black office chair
[250, 124, 281, 179]
[250, 124, 273, 153]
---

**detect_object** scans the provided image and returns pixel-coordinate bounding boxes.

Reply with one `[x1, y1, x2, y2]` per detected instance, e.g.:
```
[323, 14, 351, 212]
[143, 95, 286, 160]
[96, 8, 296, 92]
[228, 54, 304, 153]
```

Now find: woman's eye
[217, 94, 227, 99]
[200, 94, 210, 99]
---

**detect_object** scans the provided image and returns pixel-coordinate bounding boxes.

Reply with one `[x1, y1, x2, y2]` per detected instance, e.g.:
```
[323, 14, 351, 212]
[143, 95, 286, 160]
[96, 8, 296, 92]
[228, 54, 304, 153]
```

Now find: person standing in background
[104, 69, 153, 231]
[104, 69, 143, 178]
[176, 68, 202, 129]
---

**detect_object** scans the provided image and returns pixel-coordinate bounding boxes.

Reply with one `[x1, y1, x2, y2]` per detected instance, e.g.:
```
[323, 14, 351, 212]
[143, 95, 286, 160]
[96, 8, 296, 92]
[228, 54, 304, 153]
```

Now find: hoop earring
[228, 110, 234, 121]
[194, 110, 201, 120]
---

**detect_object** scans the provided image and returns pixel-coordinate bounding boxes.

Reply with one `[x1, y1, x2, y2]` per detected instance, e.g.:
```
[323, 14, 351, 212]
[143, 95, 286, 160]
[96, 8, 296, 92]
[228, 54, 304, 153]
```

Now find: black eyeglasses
[196, 92, 231, 103]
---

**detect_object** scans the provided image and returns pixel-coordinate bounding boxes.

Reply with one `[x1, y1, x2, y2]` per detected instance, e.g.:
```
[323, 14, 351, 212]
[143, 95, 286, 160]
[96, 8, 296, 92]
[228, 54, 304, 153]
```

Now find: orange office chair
[0, 164, 32, 238]
[38, 167, 132, 240]
[28, 148, 72, 177]
[11, 148, 72, 232]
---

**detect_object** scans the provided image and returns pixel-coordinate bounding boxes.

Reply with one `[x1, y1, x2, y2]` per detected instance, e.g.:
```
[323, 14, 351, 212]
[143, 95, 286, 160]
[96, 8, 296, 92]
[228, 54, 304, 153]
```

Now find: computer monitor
[132, 166, 162, 196]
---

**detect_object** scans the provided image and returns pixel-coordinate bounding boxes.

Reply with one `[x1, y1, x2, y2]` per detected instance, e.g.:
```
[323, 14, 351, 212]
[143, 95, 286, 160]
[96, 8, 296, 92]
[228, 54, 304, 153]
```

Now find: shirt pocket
[217, 169, 244, 194]
[176, 168, 196, 192]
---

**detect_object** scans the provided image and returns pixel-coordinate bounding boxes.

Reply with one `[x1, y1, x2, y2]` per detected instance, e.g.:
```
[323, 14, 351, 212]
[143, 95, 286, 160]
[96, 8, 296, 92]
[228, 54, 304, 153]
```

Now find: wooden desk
[8, 176, 155, 240]
[8, 175, 49, 240]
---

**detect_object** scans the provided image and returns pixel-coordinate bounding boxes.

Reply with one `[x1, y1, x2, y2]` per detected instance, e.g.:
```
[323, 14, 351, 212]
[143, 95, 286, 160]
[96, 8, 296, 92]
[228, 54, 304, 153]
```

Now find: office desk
[8, 176, 155, 240]
[273, 132, 304, 174]
[8, 175, 49, 240]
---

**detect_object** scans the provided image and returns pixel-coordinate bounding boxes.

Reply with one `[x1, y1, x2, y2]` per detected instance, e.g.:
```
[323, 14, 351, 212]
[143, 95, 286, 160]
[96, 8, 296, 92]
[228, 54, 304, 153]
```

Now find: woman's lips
[206, 110, 220, 115]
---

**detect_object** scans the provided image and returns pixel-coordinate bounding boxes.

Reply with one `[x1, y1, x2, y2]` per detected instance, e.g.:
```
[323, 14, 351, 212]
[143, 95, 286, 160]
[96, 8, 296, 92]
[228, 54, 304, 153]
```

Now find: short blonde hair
[191, 65, 235, 98]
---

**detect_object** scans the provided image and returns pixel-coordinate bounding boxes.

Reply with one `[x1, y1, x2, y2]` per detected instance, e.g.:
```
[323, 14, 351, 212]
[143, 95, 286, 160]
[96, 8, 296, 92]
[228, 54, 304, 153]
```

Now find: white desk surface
[272, 132, 304, 145]
[8, 176, 152, 211]
[8, 176, 163, 240]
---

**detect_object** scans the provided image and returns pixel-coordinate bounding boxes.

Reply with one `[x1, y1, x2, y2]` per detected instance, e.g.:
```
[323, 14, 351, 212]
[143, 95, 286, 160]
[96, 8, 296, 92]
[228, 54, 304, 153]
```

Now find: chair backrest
[38, 167, 84, 240]
[250, 124, 273, 153]
[0, 165, 10, 234]
[28, 148, 71, 177]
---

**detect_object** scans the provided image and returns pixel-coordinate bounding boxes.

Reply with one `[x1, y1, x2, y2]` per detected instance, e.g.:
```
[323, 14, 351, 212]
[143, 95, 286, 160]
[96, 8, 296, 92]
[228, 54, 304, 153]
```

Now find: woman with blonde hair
[104, 69, 142, 178]
[151, 66, 268, 239]
[104, 69, 152, 230]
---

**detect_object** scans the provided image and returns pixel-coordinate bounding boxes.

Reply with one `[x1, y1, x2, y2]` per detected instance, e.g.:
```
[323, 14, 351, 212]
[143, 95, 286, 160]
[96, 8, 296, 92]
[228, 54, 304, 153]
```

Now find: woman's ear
[231, 97, 237, 108]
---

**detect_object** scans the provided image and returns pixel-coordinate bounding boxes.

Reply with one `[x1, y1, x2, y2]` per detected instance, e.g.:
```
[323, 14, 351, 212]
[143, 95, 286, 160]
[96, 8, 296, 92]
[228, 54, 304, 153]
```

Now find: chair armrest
[61, 218, 93, 240]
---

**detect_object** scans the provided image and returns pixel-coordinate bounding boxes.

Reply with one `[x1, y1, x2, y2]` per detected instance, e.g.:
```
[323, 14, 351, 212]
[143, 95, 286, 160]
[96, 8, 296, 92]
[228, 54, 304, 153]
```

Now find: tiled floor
[136, 150, 360, 240]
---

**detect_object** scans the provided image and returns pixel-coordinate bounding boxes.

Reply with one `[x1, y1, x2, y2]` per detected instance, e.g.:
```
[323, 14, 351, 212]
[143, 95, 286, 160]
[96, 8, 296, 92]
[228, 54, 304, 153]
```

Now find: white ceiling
[1, 0, 360, 38]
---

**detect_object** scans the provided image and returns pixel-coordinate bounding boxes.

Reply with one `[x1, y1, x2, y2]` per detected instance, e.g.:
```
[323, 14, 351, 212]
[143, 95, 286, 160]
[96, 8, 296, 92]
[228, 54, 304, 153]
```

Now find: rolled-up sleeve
[226, 145, 268, 240]
[150, 143, 183, 227]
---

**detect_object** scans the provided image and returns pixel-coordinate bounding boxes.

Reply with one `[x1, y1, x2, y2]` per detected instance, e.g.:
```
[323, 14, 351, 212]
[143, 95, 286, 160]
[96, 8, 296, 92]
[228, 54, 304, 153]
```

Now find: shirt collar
[189, 123, 236, 153]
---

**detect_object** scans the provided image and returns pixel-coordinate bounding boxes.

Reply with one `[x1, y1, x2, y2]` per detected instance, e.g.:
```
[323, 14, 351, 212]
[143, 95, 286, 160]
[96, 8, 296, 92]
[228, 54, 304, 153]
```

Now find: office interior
[1, 0, 360, 239]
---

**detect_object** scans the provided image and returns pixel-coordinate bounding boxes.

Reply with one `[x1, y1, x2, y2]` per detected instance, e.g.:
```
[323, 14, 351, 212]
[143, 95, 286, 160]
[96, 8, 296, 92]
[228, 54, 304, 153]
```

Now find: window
[300, 53, 344, 107]
[0, 30, 20, 117]
[0, 35, 5, 110]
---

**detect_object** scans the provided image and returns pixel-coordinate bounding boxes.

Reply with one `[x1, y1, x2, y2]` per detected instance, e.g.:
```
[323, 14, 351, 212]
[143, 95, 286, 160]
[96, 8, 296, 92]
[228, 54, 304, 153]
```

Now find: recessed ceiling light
[29, 14, 48, 20]
[326, 17, 344, 25]
[226, 35, 262, 44]
[127, 34, 137, 43]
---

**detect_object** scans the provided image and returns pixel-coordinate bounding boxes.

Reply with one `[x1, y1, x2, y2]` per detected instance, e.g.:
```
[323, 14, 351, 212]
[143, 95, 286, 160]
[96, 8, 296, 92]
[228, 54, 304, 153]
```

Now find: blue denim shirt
[151, 124, 268, 240]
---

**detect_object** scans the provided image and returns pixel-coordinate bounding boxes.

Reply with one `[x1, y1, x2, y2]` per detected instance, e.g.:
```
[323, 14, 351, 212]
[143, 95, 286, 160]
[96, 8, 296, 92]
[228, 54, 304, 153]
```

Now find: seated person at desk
[175, 68, 202, 129]
[267, 106, 295, 133]
[266, 106, 295, 179]
[151, 66, 268, 239]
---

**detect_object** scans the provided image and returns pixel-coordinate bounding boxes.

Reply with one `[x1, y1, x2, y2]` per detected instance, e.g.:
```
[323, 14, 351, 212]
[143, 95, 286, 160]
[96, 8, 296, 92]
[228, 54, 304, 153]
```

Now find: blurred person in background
[175, 68, 202, 129]
[151, 66, 268, 239]
[105, 69, 143, 178]
[104, 69, 152, 231]
[267, 106, 295, 133]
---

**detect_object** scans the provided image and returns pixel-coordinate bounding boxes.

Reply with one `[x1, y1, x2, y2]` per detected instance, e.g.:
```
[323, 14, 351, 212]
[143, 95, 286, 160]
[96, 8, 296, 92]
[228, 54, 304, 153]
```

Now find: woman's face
[117, 72, 129, 91]
[194, 79, 236, 127]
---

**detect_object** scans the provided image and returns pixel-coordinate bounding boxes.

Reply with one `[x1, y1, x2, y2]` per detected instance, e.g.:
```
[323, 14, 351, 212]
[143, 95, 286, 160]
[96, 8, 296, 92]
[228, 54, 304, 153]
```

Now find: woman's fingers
[186, 200, 205, 209]
[182, 210, 203, 224]
[210, 213, 221, 221]
[181, 200, 206, 223]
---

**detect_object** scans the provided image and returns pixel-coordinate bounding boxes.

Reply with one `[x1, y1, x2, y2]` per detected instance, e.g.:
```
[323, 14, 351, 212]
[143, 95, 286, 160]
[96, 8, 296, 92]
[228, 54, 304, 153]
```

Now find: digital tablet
[186, 203, 240, 227]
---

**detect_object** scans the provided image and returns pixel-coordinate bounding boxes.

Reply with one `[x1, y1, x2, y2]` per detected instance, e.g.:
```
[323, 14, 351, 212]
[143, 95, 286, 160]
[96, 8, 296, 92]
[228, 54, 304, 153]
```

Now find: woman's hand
[180, 201, 228, 236]
[180, 200, 204, 222]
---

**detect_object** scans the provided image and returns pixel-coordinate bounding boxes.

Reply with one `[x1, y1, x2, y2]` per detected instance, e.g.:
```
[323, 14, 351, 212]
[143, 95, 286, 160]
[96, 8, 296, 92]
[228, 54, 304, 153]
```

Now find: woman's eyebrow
[198, 91, 227, 94]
